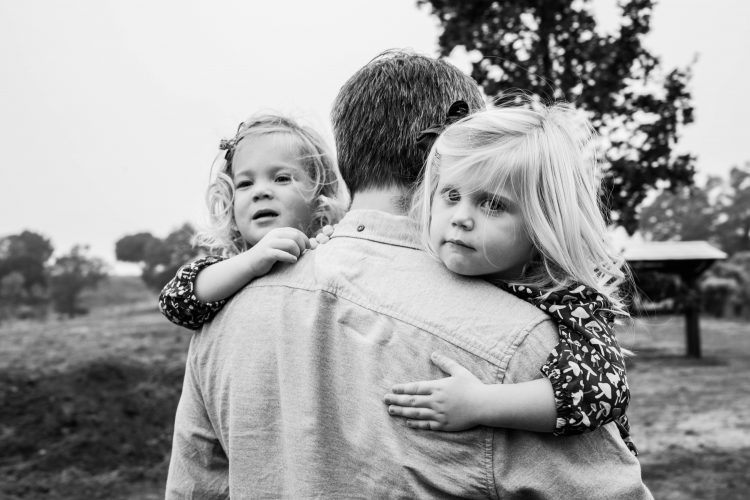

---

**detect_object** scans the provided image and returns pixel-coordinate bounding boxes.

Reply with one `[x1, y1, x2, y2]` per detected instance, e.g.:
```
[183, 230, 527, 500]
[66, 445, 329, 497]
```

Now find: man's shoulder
[280, 239, 551, 340]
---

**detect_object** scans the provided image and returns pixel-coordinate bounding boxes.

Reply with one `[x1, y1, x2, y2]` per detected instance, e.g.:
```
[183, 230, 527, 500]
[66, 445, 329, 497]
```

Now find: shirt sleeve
[502, 283, 632, 439]
[159, 256, 229, 330]
[165, 335, 229, 499]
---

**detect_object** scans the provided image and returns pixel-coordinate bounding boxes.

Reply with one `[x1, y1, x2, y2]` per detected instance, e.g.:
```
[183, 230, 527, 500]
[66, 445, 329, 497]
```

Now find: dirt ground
[618, 316, 750, 500]
[1, 278, 748, 499]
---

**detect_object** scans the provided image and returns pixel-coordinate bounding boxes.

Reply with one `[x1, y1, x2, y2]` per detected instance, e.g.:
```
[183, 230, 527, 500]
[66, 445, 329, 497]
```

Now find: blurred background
[1, 1, 748, 499]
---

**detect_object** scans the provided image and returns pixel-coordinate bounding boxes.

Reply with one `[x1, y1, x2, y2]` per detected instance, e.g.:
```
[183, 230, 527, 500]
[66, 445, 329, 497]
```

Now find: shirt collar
[331, 209, 422, 250]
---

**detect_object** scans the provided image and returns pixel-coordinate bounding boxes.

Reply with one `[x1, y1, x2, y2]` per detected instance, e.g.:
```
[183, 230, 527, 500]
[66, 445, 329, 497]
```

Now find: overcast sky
[1, 0, 748, 273]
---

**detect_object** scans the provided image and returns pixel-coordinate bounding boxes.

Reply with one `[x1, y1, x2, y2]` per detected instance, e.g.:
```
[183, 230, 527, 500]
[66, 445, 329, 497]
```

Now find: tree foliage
[0, 230, 54, 292]
[115, 223, 199, 291]
[639, 178, 721, 243]
[714, 163, 750, 254]
[639, 162, 750, 254]
[699, 252, 750, 317]
[49, 245, 108, 317]
[418, 0, 695, 232]
[0, 230, 54, 319]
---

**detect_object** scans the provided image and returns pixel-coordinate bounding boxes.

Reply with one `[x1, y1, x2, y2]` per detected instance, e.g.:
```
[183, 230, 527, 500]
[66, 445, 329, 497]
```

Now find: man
[166, 50, 652, 499]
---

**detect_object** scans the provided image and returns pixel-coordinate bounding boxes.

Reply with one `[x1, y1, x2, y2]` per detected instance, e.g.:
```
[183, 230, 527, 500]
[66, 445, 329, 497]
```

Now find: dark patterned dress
[159, 256, 636, 453]
[499, 282, 637, 455]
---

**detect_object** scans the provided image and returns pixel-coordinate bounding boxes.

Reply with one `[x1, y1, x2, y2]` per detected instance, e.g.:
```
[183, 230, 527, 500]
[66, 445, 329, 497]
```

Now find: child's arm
[159, 227, 310, 330]
[506, 283, 630, 436]
[384, 283, 631, 437]
[384, 352, 557, 432]
[159, 255, 228, 330]
[193, 227, 310, 302]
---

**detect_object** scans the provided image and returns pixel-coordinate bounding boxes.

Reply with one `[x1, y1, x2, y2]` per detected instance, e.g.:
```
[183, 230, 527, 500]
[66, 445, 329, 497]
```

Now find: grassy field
[1, 276, 748, 499]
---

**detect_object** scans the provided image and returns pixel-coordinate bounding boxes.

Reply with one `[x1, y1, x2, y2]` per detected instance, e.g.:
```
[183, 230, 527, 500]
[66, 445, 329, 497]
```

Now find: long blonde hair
[193, 114, 350, 257]
[415, 100, 628, 314]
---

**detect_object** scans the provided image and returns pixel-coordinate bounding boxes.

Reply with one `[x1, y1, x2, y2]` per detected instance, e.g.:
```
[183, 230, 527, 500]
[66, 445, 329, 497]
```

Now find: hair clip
[219, 121, 246, 162]
[416, 100, 470, 152]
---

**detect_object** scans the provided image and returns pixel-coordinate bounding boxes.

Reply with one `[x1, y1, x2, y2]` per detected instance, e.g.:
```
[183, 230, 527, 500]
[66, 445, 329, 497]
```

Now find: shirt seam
[246, 280, 512, 367]
[331, 233, 422, 251]
[485, 315, 553, 497]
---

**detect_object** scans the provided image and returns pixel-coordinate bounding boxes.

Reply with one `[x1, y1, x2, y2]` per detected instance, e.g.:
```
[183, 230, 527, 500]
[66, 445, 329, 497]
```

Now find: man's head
[331, 50, 484, 197]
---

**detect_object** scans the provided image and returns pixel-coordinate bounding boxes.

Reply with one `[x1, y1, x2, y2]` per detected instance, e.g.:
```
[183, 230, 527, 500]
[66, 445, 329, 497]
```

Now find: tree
[715, 162, 750, 254]
[638, 177, 721, 243]
[48, 245, 108, 317]
[0, 230, 53, 318]
[418, 0, 695, 232]
[114, 232, 162, 263]
[0, 230, 54, 292]
[115, 223, 199, 291]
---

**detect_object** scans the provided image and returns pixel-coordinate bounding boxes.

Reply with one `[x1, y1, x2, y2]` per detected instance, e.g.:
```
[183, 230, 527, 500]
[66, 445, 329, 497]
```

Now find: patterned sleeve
[502, 282, 636, 453]
[158, 255, 230, 330]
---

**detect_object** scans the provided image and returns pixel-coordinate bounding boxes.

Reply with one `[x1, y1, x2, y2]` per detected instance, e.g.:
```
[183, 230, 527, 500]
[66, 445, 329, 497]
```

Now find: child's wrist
[472, 384, 497, 427]
[474, 383, 514, 428]
[240, 247, 267, 279]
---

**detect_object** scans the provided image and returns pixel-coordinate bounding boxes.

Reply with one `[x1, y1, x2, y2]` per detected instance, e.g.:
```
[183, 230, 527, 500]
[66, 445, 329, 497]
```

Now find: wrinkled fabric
[166, 210, 652, 499]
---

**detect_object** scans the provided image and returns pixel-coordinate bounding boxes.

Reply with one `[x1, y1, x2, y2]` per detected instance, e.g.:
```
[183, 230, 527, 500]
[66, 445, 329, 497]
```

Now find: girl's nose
[450, 204, 474, 231]
[252, 184, 274, 202]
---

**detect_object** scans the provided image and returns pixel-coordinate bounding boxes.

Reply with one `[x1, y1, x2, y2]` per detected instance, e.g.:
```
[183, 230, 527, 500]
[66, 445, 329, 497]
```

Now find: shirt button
[356, 225, 365, 232]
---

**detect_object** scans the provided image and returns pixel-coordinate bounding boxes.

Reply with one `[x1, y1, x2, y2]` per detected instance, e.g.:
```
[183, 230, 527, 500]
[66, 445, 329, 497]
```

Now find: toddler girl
[384, 100, 636, 453]
[159, 114, 348, 328]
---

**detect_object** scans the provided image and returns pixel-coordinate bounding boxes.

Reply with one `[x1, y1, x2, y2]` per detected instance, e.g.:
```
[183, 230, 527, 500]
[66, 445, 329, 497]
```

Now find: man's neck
[349, 187, 411, 215]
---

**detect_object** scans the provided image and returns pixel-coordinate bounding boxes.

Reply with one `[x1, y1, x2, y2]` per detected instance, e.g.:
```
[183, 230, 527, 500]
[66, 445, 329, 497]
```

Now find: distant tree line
[638, 162, 750, 317]
[0, 231, 107, 320]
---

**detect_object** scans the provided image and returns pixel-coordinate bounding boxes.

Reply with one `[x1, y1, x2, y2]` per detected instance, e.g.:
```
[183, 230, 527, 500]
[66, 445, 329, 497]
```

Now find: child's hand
[246, 227, 310, 276]
[384, 352, 487, 431]
[309, 225, 335, 249]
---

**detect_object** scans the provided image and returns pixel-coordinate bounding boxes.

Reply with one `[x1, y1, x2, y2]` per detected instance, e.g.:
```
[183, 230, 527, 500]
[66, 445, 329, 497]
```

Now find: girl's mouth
[252, 209, 279, 220]
[445, 239, 475, 250]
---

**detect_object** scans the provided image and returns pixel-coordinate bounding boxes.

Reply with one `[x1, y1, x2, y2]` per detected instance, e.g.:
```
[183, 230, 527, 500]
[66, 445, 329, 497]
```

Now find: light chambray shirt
[166, 210, 652, 500]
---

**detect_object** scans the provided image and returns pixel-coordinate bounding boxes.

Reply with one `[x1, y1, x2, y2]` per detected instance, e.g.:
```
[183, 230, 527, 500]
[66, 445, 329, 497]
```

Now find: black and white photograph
[1, 1, 748, 498]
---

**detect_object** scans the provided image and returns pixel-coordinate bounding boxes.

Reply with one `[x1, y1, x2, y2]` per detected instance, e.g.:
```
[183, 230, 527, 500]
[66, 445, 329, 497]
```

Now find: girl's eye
[236, 180, 253, 189]
[441, 188, 461, 203]
[275, 174, 293, 183]
[482, 197, 507, 213]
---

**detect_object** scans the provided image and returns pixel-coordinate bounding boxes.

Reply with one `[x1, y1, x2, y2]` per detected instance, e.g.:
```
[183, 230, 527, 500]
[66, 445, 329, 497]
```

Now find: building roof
[622, 240, 727, 262]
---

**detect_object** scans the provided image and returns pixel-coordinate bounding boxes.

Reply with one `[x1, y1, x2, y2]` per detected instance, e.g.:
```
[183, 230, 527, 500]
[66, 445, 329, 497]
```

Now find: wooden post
[682, 274, 701, 358]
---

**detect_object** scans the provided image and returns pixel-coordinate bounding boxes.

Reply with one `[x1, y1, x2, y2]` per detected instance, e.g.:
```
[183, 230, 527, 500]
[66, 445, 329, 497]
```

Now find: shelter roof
[622, 240, 727, 262]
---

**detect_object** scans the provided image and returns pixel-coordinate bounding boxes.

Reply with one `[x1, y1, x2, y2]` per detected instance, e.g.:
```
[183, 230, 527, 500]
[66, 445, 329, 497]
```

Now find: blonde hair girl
[160, 113, 349, 329]
[385, 100, 636, 453]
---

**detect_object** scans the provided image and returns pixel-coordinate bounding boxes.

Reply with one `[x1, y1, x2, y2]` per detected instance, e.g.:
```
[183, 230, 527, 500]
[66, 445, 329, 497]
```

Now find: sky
[1, 0, 748, 273]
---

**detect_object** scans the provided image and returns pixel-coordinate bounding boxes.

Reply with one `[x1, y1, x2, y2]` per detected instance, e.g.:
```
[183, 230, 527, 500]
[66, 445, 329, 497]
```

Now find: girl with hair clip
[383, 100, 638, 454]
[159, 114, 349, 329]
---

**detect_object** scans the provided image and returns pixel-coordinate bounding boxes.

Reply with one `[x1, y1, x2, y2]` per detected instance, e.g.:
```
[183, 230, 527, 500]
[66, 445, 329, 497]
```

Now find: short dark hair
[331, 50, 484, 195]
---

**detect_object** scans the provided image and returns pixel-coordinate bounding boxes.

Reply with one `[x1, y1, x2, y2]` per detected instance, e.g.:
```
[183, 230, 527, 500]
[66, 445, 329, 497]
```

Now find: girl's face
[232, 133, 315, 246]
[429, 176, 534, 280]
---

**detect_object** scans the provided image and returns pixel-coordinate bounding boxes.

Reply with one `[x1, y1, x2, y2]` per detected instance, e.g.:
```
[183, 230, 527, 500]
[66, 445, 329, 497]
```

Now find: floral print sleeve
[158, 255, 229, 330]
[501, 282, 638, 455]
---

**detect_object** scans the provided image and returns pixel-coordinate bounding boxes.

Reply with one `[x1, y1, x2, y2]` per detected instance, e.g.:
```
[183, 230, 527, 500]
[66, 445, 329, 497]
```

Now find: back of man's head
[331, 50, 484, 196]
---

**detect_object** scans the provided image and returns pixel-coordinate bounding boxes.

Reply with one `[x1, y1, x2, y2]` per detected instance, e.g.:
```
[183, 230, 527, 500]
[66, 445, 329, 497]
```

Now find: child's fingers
[383, 393, 433, 408]
[270, 228, 311, 251]
[406, 419, 444, 431]
[391, 381, 433, 395]
[430, 352, 468, 376]
[387, 404, 437, 421]
[269, 237, 306, 257]
[270, 249, 298, 264]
